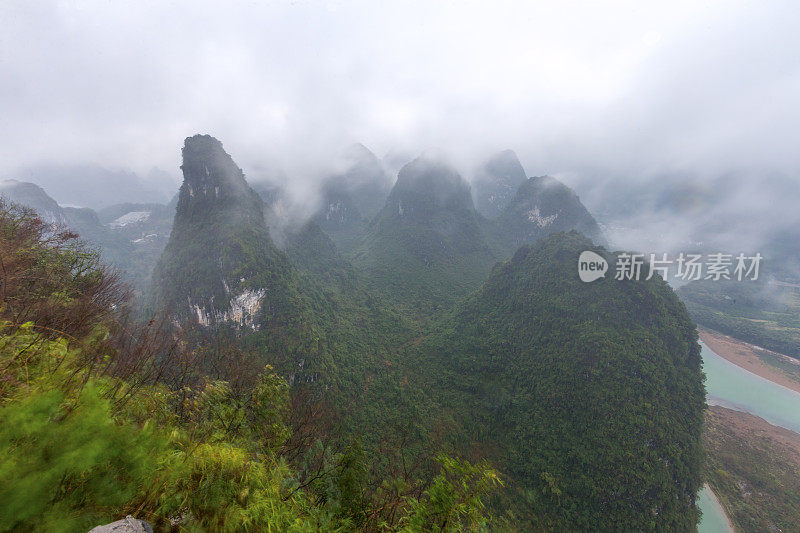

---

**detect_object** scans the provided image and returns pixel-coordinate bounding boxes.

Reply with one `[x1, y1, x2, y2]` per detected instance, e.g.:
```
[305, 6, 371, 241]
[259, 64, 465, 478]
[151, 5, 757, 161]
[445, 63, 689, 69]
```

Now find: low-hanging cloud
[0, 0, 798, 261]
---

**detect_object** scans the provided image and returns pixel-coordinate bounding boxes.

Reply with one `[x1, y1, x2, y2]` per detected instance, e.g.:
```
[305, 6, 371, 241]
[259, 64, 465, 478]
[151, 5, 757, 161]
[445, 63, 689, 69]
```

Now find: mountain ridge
[353, 154, 496, 309]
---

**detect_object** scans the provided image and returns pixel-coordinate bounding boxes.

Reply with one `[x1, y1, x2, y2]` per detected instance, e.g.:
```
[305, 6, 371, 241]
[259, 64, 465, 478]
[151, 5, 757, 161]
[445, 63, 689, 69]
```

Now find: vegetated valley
[0, 135, 707, 531]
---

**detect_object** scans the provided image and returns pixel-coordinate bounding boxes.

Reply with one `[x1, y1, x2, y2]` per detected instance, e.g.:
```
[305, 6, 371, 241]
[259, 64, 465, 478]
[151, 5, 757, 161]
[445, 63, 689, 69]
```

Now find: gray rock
[88, 515, 154, 533]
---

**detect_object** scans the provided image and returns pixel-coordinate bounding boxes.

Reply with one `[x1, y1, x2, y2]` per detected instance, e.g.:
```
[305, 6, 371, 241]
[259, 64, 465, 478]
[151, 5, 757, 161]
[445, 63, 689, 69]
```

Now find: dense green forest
[0, 136, 709, 531]
[351, 155, 496, 312]
[403, 232, 706, 530]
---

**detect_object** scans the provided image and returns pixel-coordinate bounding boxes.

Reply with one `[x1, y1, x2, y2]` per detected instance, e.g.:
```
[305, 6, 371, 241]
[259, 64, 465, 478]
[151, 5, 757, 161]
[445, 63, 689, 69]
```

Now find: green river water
[697, 341, 800, 531]
[702, 342, 800, 433]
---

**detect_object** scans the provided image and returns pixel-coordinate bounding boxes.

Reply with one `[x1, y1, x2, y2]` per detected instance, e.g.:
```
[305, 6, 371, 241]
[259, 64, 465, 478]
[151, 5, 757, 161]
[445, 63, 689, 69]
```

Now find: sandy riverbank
[698, 328, 800, 395]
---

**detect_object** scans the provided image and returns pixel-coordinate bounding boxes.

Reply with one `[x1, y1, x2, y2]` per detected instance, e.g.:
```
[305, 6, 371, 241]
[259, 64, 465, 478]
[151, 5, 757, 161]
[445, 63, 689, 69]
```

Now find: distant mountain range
[571, 170, 800, 282]
[14, 164, 176, 209]
[0, 178, 173, 291]
[143, 135, 702, 527]
[0, 134, 709, 529]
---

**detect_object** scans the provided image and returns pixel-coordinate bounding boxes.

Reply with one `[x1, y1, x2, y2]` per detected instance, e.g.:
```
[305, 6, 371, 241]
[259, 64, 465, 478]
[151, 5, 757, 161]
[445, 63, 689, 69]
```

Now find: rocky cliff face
[173, 134, 264, 228]
[150, 135, 300, 330]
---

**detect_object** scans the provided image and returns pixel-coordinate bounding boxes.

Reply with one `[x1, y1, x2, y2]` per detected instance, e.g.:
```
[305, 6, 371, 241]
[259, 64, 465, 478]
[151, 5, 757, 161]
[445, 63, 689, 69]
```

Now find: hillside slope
[407, 232, 705, 529]
[353, 154, 496, 310]
[472, 149, 528, 219]
[150, 134, 304, 337]
[490, 175, 605, 257]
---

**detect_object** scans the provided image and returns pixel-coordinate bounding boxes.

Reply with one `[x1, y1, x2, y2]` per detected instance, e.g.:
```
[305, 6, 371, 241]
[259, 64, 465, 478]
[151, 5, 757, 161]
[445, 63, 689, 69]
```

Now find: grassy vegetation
[704, 406, 800, 533]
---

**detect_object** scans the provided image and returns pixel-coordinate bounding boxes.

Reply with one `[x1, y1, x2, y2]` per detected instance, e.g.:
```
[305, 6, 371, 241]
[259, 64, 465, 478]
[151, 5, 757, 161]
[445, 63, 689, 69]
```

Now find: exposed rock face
[88, 516, 153, 533]
[180, 135, 249, 201]
[109, 211, 150, 227]
[317, 181, 362, 228]
[472, 150, 528, 219]
[491, 175, 605, 257]
[150, 135, 299, 329]
[191, 287, 268, 329]
[174, 135, 264, 229]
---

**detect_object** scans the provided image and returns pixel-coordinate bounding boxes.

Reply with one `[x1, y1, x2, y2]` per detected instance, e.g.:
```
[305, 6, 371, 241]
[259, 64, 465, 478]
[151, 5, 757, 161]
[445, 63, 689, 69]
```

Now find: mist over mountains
[1, 2, 799, 530]
[141, 135, 705, 527]
[4, 133, 796, 288]
[13, 164, 177, 208]
[2, 1, 796, 274]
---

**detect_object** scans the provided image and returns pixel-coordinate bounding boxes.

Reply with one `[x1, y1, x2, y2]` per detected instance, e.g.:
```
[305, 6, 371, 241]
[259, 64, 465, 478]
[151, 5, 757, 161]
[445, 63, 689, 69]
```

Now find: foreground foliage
[0, 200, 503, 532]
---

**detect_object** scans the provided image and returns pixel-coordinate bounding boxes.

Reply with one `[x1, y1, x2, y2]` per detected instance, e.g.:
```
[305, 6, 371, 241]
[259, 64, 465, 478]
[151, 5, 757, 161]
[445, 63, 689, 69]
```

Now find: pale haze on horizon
[2, 1, 798, 179]
[1, 0, 799, 261]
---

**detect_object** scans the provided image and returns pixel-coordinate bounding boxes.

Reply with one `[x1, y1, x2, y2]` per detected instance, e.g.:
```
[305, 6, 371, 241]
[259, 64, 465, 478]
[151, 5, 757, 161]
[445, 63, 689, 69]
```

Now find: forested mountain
[0, 179, 69, 225]
[405, 232, 705, 529]
[490, 175, 605, 256]
[313, 144, 393, 253]
[0, 179, 171, 290]
[353, 154, 496, 309]
[465, 152, 605, 260]
[149, 134, 304, 334]
[472, 149, 528, 219]
[0, 198, 505, 531]
[1, 134, 707, 531]
[147, 135, 413, 389]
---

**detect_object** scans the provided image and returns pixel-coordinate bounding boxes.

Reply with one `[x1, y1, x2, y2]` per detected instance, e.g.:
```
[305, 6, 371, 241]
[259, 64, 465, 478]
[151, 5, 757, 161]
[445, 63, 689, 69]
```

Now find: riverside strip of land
[698, 327, 800, 394]
[704, 405, 800, 532]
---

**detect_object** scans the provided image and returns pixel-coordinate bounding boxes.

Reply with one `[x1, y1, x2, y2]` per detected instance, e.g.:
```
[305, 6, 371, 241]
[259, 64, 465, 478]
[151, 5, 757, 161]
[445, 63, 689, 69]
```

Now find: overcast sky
[1, 0, 799, 188]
